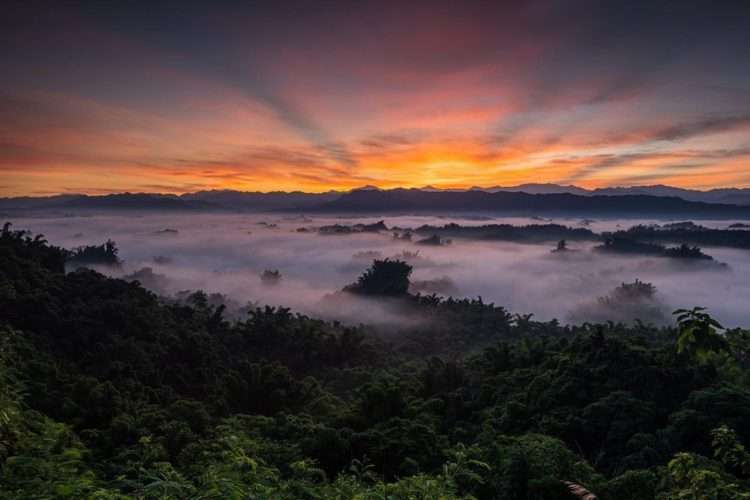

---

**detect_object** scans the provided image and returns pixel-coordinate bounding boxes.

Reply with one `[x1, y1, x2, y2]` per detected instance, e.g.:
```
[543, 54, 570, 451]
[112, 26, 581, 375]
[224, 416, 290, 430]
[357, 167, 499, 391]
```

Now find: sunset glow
[2, 1, 749, 195]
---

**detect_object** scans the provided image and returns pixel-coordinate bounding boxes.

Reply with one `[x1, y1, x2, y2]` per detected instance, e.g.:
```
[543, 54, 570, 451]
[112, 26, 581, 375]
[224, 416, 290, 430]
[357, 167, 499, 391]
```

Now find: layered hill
[316, 188, 750, 217]
[2, 185, 750, 217]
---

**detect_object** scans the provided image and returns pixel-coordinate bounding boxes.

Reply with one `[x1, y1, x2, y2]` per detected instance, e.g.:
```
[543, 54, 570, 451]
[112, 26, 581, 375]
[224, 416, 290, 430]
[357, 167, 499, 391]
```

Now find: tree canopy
[0, 224, 748, 498]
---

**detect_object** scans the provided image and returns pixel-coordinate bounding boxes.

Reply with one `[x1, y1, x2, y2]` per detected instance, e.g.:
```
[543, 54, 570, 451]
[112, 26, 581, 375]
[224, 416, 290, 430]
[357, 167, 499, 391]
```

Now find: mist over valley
[11, 211, 750, 329]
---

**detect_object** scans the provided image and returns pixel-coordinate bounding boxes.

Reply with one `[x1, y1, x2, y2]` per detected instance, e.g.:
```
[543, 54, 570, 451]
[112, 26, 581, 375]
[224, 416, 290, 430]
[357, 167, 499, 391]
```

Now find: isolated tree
[260, 269, 282, 285]
[345, 259, 412, 296]
[569, 279, 667, 325]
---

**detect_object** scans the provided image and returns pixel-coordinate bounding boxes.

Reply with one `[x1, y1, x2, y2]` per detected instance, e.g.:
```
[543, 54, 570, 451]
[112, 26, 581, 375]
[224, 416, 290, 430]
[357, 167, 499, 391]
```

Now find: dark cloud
[650, 115, 750, 142]
[561, 146, 750, 184]
[137, 183, 210, 192]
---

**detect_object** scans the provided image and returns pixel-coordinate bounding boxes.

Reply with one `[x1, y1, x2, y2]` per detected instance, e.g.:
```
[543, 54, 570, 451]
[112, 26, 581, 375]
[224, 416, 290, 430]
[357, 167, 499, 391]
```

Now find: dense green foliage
[1, 223, 749, 498]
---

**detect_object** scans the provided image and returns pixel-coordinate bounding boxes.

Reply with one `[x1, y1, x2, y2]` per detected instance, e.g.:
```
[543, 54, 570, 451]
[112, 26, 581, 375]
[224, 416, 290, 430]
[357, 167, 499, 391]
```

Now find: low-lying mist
[11, 212, 750, 328]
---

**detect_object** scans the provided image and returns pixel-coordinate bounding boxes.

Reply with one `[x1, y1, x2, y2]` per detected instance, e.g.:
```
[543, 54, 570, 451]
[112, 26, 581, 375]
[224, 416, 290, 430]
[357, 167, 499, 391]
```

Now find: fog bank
[11, 212, 750, 328]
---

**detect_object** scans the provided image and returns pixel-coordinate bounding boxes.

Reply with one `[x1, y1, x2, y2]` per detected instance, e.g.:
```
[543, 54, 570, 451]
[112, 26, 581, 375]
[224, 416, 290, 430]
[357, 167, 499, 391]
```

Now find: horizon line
[4, 182, 750, 199]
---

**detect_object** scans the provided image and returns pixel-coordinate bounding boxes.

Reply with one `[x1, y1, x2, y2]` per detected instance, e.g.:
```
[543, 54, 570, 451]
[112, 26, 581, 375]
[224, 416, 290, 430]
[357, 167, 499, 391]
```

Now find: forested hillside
[1, 223, 749, 499]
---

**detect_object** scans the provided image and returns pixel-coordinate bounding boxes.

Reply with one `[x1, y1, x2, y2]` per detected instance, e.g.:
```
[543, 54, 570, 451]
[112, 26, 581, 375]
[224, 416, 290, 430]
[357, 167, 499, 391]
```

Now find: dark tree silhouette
[345, 259, 412, 296]
[260, 269, 282, 285]
[67, 239, 121, 267]
[663, 244, 712, 260]
[552, 239, 568, 252]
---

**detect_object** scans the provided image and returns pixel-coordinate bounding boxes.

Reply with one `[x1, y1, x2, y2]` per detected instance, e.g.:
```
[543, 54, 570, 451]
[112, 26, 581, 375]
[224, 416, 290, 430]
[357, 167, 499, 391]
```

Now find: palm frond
[562, 480, 598, 500]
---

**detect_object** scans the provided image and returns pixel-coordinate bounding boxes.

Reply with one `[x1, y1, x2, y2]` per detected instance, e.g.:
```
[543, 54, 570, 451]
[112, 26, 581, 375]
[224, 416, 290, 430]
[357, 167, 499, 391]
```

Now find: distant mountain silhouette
[0, 193, 213, 211]
[64, 193, 214, 210]
[590, 185, 750, 204]
[2, 185, 750, 216]
[181, 190, 339, 210]
[316, 188, 750, 217]
[473, 183, 591, 196]
[0, 191, 334, 211]
[464, 183, 750, 205]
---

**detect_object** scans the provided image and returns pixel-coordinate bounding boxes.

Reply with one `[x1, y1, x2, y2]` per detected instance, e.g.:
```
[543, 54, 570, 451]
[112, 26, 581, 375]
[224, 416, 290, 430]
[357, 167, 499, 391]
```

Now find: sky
[1, 0, 749, 196]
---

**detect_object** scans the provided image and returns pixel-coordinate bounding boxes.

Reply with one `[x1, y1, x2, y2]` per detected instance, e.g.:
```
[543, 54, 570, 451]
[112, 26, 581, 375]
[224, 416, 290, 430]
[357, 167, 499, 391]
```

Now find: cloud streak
[1, 1, 749, 195]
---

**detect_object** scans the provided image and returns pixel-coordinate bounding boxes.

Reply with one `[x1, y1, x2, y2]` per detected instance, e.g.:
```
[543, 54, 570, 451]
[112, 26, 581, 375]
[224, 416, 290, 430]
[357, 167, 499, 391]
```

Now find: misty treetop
[343, 258, 413, 297]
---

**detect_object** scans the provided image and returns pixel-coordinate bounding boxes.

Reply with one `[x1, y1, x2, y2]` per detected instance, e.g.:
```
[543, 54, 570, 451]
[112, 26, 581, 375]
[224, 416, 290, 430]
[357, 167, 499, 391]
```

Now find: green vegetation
[1, 223, 749, 498]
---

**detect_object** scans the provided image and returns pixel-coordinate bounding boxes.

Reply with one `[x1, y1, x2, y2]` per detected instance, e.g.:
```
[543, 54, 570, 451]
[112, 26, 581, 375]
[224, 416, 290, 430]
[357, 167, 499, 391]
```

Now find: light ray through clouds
[1, 0, 749, 195]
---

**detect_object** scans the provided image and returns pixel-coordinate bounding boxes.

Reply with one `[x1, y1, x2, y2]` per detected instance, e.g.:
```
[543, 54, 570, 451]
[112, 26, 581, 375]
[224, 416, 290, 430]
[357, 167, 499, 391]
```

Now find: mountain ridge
[315, 188, 750, 217]
[2, 184, 750, 215]
[5, 182, 749, 203]
[467, 183, 750, 204]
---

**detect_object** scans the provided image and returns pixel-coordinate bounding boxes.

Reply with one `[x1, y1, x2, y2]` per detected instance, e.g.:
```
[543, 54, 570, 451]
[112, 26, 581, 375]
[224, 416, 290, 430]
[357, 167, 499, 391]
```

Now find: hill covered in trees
[1, 223, 750, 498]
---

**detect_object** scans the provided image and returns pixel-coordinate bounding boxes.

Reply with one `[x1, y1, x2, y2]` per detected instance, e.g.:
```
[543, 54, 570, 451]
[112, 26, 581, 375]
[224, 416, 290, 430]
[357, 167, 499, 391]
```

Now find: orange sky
[2, 2, 749, 196]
